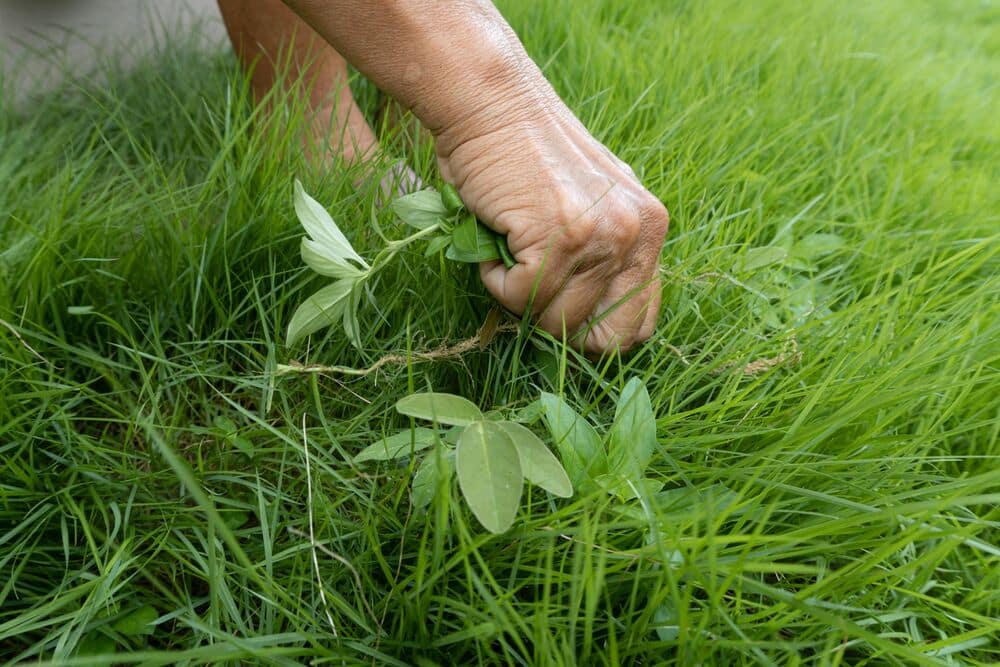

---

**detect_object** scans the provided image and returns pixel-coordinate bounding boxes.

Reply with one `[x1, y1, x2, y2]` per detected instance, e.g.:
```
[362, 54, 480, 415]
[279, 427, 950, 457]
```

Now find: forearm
[281, 1, 555, 146]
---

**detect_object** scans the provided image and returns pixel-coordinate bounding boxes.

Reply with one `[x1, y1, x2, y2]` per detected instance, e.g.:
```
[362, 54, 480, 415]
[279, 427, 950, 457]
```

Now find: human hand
[282, 0, 668, 353]
[435, 87, 669, 354]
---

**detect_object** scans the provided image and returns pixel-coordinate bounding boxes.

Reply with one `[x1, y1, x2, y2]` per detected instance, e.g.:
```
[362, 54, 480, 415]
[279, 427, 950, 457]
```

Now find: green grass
[1, 0, 998, 664]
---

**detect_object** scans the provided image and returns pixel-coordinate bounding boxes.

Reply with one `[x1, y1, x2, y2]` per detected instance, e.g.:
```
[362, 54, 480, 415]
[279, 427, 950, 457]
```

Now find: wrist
[398, 10, 555, 155]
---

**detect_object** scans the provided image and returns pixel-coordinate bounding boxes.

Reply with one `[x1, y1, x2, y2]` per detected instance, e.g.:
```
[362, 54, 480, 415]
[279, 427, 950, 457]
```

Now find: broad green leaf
[411, 446, 453, 510]
[456, 421, 523, 533]
[301, 238, 367, 280]
[391, 189, 448, 230]
[286, 280, 352, 346]
[214, 416, 253, 456]
[737, 246, 787, 273]
[294, 180, 368, 268]
[794, 233, 844, 259]
[539, 392, 608, 487]
[606, 377, 657, 481]
[395, 392, 484, 426]
[445, 216, 501, 262]
[354, 427, 438, 463]
[423, 234, 452, 257]
[111, 605, 158, 636]
[498, 421, 573, 498]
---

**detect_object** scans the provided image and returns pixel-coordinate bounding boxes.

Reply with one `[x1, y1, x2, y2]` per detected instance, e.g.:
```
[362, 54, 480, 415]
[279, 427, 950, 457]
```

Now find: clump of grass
[1, 0, 997, 664]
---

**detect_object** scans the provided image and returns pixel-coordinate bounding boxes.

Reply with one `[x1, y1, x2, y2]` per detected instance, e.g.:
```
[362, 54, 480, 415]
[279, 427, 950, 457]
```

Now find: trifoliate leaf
[286, 280, 352, 346]
[213, 415, 237, 435]
[653, 601, 681, 641]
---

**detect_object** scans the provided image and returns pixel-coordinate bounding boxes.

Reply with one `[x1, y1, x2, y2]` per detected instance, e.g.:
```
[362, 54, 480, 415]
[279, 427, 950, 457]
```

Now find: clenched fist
[437, 86, 668, 354]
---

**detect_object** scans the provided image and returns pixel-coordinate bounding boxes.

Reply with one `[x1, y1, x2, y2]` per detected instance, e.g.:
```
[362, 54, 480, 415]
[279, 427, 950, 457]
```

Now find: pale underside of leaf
[301, 238, 367, 280]
[286, 280, 352, 346]
[498, 421, 573, 498]
[456, 421, 523, 533]
[342, 281, 365, 349]
[391, 189, 448, 230]
[294, 179, 368, 268]
[354, 427, 439, 463]
[395, 392, 484, 426]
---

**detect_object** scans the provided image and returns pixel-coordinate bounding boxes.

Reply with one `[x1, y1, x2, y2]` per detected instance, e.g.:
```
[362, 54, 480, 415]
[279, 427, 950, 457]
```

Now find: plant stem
[369, 224, 443, 272]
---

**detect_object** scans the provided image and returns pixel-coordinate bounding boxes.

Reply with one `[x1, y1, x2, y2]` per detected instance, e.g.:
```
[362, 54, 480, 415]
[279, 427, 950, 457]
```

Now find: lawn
[1, 0, 997, 664]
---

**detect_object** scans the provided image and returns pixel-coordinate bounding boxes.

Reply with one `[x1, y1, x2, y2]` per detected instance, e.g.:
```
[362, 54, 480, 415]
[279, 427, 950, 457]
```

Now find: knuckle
[603, 214, 641, 252]
[638, 194, 670, 237]
[560, 216, 596, 252]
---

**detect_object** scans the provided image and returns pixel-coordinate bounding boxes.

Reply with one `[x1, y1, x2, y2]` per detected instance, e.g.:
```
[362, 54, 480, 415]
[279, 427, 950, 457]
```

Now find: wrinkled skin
[279, 0, 669, 353]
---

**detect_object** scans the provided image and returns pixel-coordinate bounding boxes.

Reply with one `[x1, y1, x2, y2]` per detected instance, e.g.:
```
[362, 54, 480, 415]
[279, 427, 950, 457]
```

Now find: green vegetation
[1, 0, 997, 664]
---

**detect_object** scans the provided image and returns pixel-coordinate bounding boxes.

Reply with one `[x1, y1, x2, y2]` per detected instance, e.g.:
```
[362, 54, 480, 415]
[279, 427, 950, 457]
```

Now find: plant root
[277, 321, 522, 377]
[280, 318, 800, 380]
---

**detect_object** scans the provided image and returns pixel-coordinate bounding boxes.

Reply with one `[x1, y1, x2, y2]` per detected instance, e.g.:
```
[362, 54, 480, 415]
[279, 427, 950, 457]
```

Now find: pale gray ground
[0, 0, 225, 97]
